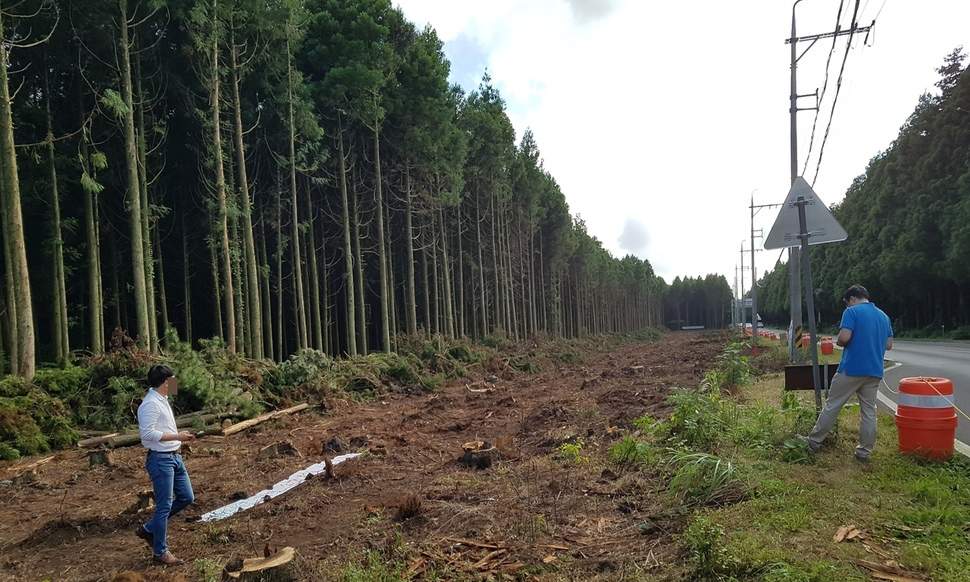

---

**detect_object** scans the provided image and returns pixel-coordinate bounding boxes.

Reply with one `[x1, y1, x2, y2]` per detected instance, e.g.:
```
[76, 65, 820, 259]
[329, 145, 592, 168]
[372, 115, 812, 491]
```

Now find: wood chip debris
[852, 559, 926, 582]
[833, 524, 864, 543]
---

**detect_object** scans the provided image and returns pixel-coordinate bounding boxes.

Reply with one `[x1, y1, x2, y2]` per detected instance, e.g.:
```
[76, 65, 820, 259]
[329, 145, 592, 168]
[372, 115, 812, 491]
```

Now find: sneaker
[153, 551, 184, 566]
[854, 452, 871, 465]
[135, 525, 153, 549]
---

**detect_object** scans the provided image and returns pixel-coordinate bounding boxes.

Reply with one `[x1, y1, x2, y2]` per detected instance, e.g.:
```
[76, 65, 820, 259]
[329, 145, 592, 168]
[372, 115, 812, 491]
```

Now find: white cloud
[618, 218, 650, 256]
[395, 0, 970, 286]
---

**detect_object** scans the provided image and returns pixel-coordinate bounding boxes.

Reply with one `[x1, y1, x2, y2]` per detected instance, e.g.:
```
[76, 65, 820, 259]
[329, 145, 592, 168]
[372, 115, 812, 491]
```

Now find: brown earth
[0, 332, 726, 581]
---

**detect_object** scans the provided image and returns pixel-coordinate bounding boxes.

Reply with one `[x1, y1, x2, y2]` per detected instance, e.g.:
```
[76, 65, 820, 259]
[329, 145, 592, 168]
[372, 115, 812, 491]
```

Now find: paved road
[881, 339, 970, 449]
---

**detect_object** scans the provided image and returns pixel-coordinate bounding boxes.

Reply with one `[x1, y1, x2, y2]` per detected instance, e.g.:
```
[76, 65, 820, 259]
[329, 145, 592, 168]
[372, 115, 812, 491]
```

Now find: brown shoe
[135, 526, 153, 549]
[153, 552, 184, 566]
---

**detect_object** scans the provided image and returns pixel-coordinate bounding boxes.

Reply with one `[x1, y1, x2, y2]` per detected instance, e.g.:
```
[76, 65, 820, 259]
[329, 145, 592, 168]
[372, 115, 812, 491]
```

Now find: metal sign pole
[795, 197, 822, 410]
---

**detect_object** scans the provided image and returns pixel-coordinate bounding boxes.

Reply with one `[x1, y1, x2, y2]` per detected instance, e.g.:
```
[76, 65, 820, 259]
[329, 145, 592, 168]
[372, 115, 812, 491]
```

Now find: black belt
[147, 449, 180, 455]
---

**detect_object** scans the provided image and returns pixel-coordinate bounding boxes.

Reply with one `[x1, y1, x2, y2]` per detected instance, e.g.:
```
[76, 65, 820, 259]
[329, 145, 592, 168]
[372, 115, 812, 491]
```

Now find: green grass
[632, 340, 970, 581]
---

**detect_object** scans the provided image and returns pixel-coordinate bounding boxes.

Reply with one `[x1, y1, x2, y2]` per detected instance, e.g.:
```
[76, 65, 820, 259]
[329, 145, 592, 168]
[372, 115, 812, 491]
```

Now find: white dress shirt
[137, 389, 181, 452]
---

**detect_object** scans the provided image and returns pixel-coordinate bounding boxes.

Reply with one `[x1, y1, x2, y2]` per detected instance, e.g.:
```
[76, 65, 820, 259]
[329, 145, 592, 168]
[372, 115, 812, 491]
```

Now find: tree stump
[88, 448, 114, 468]
[224, 546, 298, 581]
[460, 441, 497, 470]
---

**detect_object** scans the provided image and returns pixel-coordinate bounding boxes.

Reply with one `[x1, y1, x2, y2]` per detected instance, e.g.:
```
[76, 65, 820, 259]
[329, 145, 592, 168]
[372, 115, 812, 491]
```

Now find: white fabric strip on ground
[200, 453, 361, 522]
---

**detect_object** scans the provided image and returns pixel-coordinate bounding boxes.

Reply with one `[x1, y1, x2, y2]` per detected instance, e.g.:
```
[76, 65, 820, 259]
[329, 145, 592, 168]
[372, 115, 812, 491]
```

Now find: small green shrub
[609, 436, 656, 466]
[0, 376, 31, 398]
[780, 437, 814, 464]
[0, 441, 20, 460]
[267, 349, 334, 393]
[556, 440, 589, 464]
[663, 389, 730, 449]
[682, 516, 730, 579]
[730, 404, 784, 451]
[32, 366, 92, 397]
[950, 326, 970, 340]
[668, 451, 744, 505]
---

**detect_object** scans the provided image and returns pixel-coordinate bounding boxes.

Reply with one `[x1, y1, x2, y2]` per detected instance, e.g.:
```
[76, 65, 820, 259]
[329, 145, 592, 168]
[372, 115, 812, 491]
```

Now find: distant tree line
[663, 275, 733, 330]
[757, 49, 970, 333]
[0, 0, 684, 379]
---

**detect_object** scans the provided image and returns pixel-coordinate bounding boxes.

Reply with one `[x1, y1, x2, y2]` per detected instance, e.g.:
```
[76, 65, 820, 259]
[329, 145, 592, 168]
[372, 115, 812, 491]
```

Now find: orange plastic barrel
[820, 340, 834, 355]
[895, 377, 957, 460]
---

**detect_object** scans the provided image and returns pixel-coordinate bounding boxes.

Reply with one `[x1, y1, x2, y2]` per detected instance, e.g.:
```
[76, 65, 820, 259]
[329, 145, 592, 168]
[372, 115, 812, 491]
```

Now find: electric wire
[802, 0, 845, 176]
[812, 0, 862, 187]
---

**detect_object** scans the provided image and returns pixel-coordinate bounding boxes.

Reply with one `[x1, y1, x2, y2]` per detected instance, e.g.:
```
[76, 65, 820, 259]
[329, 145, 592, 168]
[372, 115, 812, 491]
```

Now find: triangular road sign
[764, 177, 847, 250]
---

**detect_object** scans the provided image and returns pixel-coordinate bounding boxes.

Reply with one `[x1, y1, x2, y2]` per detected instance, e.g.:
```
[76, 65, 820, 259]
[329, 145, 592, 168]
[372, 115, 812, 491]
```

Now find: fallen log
[221, 403, 310, 437]
[2, 455, 55, 479]
[77, 433, 120, 448]
[176, 412, 238, 429]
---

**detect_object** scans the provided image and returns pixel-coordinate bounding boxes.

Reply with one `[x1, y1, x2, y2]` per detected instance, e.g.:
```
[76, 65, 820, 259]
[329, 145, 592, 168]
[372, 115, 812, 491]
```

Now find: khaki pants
[807, 373, 880, 458]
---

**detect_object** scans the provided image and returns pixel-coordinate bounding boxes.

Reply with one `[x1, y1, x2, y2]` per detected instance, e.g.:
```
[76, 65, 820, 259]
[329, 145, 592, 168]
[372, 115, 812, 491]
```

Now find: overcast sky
[394, 0, 970, 291]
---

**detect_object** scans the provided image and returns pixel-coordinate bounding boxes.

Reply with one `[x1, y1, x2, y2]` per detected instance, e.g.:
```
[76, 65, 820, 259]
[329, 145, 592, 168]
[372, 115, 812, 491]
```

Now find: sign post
[765, 177, 847, 410]
[796, 197, 822, 409]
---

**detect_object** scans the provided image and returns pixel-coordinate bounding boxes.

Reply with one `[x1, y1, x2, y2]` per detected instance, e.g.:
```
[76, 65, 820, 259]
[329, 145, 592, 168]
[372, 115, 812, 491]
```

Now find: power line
[812, 0, 862, 187]
[802, 0, 845, 176]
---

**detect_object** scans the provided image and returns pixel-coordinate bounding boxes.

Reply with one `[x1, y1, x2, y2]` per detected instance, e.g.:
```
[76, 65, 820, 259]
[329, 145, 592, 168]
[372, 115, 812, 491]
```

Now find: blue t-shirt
[838, 302, 893, 378]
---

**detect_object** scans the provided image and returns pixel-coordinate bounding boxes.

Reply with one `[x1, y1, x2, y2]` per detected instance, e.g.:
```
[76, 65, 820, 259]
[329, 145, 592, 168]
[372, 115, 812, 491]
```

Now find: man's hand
[177, 431, 196, 442]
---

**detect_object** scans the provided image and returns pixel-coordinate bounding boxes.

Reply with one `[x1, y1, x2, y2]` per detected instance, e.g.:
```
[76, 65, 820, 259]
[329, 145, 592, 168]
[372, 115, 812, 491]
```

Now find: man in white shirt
[135, 365, 196, 565]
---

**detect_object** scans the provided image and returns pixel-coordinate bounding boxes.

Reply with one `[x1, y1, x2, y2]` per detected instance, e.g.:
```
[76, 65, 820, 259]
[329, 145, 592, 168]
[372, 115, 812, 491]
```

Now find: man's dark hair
[843, 284, 870, 304]
[147, 364, 175, 388]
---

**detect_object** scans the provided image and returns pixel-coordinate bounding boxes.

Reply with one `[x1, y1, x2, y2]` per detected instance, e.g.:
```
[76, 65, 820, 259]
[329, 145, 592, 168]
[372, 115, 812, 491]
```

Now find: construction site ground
[0, 333, 726, 582]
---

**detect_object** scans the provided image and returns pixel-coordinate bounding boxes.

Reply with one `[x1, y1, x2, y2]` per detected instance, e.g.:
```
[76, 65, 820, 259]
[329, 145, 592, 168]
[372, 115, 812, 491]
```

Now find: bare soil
[0, 333, 725, 581]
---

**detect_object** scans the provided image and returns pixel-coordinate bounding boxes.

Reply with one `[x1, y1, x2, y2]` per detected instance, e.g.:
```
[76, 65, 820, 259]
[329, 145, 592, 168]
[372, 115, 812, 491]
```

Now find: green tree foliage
[0, 0, 705, 376]
[758, 49, 970, 333]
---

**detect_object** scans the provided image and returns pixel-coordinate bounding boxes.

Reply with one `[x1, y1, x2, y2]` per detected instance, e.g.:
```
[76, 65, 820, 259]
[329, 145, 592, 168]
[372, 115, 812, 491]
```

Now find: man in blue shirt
[803, 285, 893, 462]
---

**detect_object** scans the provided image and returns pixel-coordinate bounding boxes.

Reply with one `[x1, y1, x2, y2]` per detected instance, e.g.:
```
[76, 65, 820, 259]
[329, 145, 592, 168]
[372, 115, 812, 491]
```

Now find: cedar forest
[757, 48, 970, 336]
[0, 0, 734, 380]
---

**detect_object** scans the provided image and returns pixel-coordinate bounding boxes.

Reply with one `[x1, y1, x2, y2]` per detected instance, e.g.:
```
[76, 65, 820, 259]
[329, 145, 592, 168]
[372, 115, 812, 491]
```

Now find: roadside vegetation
[607, 335, 970, 581]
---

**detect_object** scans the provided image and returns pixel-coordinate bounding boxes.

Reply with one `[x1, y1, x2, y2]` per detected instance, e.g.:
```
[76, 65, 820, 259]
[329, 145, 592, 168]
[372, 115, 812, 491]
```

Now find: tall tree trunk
[305, 186, 323, 351]
[502, 207, 517, 339]
[275, 179, 284, 359]
[181, 208, 192, 343]
[439, 207, 454, 338]
[209, 0, 236, 352]
[110, 231, 124, 332]
[0, 155, 19, 375]
[490, 194, 502, 332]
[430, 214, 440, 334]
[351, 166, 366, 353]
[79, 86, 104, 354]
[385, 195, 397, 348]
[258, 216, 274, 361]
[231, 36, 263, 358]
[475, 192, 488, 337]
[372, 122, 390, 352]
[420, 223, 431, 332]
[155, 228, 170, 341]
[456, 205, 465, 337]
[286, 36, 307, 352]
[528, 229, 537, 337]
[337, 126, 357, 356]
[404, 169, 417, 335]
[134, 49, 157, 350]
[210, 240, 223, 341]
[117, 0, 150, 349]
[45, 78, 69, 365]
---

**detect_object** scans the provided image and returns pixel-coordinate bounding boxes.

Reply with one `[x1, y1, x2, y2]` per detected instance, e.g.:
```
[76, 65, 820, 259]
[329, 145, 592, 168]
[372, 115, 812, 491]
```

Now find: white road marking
[878, 361, 969, 459]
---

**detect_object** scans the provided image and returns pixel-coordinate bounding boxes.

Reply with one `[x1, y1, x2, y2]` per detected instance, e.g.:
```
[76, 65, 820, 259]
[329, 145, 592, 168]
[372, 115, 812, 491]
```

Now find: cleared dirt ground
[0, 333, 725, 581]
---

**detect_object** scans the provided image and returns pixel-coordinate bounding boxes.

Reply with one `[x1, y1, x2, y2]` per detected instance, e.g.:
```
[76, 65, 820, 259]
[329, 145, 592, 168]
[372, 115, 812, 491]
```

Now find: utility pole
[750, 196, 782, 334]
[733, 265, 739, 328]
[785, 0, 872, 360]
[739, 244, 746, 326]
